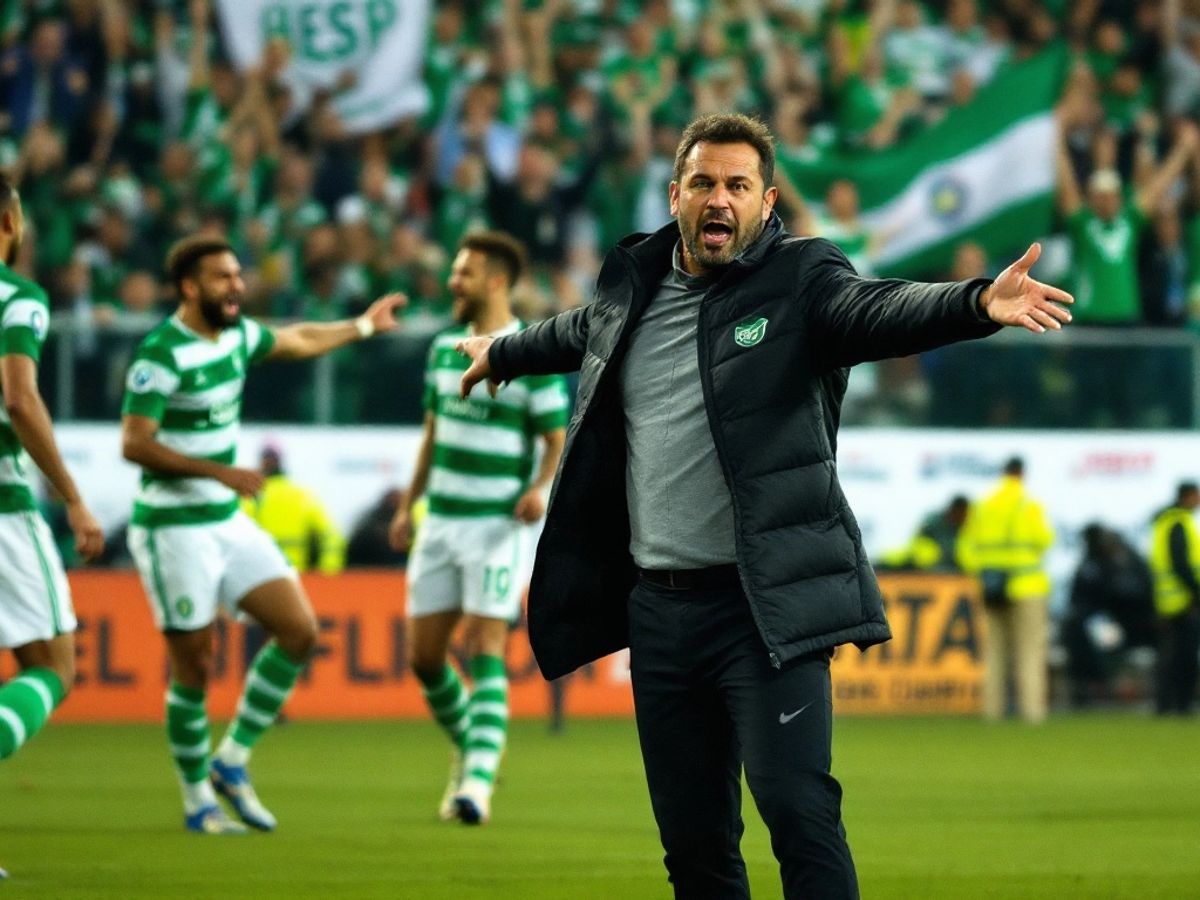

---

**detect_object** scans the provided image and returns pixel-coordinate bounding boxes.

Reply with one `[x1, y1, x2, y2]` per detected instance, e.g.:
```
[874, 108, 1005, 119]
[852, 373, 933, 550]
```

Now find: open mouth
[701, 220, 734, 249]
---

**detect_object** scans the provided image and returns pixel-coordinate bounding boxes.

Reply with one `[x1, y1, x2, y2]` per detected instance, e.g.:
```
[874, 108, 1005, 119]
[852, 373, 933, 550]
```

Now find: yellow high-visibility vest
[956, 476, 1054, 600]
[1150, 507, 1200, 617]
[242, 475, 345, 574]
[879, 534, 944, 570]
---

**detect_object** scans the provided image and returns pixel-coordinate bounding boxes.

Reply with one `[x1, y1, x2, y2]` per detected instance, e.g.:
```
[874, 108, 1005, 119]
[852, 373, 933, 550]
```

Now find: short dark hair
[1178, 481, 1199, 503]
[459, 230, 527, 287]
[0, 171, 19, 212]
[165, 234, 236, 290]
[672, 114, 776, 188]
[1003, 457, 1025, 477]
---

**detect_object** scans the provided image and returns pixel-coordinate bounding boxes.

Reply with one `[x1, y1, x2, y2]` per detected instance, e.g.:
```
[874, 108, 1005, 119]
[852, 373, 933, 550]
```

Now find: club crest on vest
[734, 317, 768, 348]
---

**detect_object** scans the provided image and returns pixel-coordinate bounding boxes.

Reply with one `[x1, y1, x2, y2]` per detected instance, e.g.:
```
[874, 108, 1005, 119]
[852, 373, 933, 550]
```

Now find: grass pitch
[1, 715, 1198, 899]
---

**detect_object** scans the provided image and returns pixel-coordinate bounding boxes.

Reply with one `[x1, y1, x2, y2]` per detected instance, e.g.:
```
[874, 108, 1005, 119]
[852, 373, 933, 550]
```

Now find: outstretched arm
[806, 240, 1073, 370]
[457, 305, 591, 397]
[267, 293, 405, 360]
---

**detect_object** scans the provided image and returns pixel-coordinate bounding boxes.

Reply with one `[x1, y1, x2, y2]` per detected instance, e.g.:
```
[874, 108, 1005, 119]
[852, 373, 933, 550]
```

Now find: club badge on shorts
[734, 317, 768, 348]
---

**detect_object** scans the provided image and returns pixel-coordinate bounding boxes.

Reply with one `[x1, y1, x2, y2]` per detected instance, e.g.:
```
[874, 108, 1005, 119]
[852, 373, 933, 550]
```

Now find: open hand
[980, 243, 1073, 334]
[363, 293, 407, 335]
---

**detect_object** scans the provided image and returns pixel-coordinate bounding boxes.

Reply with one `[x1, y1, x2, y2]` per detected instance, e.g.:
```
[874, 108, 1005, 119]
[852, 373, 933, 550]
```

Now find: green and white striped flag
[788, 48, 1068, 279]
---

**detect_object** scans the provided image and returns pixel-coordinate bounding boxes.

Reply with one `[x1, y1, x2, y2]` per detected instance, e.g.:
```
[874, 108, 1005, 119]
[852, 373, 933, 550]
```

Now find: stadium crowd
[2, 2, 1200, 422]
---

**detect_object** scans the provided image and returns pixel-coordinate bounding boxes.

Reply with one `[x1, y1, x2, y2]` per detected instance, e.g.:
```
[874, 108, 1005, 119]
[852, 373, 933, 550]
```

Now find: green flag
[785, 48, 1069, 278]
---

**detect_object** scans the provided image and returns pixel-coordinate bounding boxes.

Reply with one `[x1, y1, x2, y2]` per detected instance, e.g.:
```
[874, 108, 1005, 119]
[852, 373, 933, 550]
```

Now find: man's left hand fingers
[1035, 282, 1074, 306]
[1029, 307, 1060, 331]
[1040, 299, 1073, 322]
[1018, 313, 1045, 334]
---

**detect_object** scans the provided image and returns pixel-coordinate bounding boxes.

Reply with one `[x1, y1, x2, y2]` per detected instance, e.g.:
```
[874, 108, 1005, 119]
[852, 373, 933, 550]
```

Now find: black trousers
[1155, 611, 1200, 715]
[627, 577, 859, 899]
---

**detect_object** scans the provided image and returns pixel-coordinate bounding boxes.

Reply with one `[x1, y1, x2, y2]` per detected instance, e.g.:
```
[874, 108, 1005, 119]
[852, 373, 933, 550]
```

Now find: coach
[457, 113, 1072, 899]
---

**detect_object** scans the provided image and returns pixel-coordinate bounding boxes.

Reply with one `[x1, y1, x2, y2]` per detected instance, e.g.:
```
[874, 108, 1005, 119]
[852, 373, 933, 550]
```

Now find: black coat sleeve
[799, 239, 1000, 372]
[1168, 522, 1200, 596]
[489, 306, 591, 381]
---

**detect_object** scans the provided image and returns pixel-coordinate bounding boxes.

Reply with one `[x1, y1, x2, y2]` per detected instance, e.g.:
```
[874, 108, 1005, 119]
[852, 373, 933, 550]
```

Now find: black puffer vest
[491, 214, 996, 678]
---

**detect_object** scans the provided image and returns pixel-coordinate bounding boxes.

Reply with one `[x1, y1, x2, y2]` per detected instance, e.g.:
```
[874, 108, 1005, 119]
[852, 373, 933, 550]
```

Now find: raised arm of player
[266, 293, 406, 361]
[388, 411, 435, 550]
[121, 413, 263, 496]
[2, 354, 104, 559]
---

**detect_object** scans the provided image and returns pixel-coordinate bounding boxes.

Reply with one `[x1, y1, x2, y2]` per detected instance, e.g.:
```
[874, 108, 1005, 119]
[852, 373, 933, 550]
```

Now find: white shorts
[407, 514, 527, 621]
[128, 510, 295, 632]
[0, 510, 76, 649]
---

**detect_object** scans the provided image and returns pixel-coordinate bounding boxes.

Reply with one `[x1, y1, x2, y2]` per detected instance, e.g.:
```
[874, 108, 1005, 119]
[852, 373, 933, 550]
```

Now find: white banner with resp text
[216, 0, 430, 134]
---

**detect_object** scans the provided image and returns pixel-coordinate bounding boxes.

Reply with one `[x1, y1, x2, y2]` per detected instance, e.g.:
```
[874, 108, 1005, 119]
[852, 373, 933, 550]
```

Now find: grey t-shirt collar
[670, 241, 720, 290]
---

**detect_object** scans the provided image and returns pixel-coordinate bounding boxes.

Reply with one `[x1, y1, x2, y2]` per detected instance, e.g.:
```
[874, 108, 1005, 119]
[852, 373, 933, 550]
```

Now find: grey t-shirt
[619, 245, 737, 569]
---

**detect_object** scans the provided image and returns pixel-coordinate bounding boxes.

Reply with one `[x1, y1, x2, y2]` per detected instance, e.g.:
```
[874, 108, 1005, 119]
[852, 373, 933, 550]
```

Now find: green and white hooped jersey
[0, 261, 51, 514]
[424, 322, 569, 518]
[122, 315, 275, 528]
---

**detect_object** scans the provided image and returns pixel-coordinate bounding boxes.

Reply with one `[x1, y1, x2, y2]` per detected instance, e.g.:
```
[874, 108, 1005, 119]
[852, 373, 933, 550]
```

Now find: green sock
[0, 668, 65, 760]
[165, 682, 210, 785]
[222, 642, 304, 757]
[464, 655, 509, 789]
[418, 665, 469, 750]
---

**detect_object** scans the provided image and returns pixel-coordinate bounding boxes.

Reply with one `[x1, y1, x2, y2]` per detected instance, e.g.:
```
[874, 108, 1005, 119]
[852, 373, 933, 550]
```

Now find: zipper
[695, 282, 783, 669]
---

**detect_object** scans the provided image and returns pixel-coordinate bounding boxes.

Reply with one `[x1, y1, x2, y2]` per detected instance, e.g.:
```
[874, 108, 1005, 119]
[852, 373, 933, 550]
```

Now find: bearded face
[678, 205, 761, 270]
[447, 248, 491, 326]
[198, 286, 241, 330]
[187, 251, 244, 330]
[670, 141, 777, 273]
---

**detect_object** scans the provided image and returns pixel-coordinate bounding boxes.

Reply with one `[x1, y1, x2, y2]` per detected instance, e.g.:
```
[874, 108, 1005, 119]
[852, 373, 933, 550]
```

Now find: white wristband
[354, 316, 375, 339]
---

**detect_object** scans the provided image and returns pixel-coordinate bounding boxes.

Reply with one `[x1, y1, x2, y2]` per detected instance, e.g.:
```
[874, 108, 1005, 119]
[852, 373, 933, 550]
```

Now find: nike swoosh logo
[778, 702, 814, 725]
